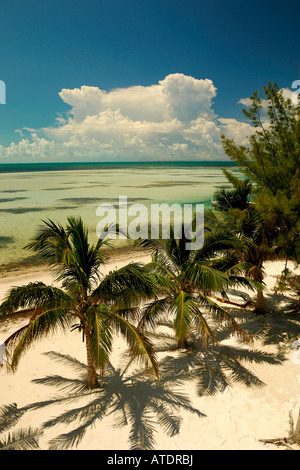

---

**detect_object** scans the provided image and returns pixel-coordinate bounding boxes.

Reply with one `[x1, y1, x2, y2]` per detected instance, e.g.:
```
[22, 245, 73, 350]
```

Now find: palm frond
[133, 236, 166, 256]
[0, 282, 72, 321]
[197, 293, 252, 345]
[228, 274, 263, 292]
[148, 251, 178, 278]
[92, 263, 158, 305]
[25, 218, 73, 266]
[186, 263, 229, 291]
[173, 291, 195, 346]
[139, 296, 173, 330]
[190, 304, 219, 347]
[5, 306, 73, 371]
[85, 305, 113, 369]
[213, 173, 253, 212]
[112, 312, 159, 378]
[192, 229, 240, 264]
[24, 217, 110, 294]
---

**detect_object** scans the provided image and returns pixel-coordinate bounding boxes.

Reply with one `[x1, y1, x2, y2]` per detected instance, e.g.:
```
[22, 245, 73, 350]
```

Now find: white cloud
[238, 97, 252, 107]
[238, 87, 296, 109]
[159, 73, 217, 122]
[0, 73, 257, 162]
[218, 118, 255, 145]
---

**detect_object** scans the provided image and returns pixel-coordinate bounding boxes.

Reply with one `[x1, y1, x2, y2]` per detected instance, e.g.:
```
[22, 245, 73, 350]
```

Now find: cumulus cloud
[218, 118, 256, 145]
[0, 73, 256, 162]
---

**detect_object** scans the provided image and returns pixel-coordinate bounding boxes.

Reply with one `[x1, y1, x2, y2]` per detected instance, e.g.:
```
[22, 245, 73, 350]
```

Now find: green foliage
[210, 167, 279, 313]
[136, 224, 254, 347]
[0, 217, 159, 387]
[221, 82, 300, 264]
[214, 174, 253, 212]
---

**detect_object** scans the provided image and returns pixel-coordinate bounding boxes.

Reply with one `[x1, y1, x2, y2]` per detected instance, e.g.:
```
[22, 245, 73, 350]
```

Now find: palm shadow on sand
[0, 309, 290, 450]
[149, 320, 286, 397]
[0, 351, 205, 450]
[221, 292, 300, 356]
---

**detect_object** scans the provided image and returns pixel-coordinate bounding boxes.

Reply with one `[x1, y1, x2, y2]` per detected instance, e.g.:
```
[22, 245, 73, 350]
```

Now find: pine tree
[221, 82, 300, 265]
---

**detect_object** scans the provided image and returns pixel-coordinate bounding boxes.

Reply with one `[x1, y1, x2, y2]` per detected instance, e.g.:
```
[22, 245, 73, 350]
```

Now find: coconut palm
[209, 170, 277, 314]
[135, 225, 255, 349]
[0, 217, 159, 389]
[213, 174, 253, 213]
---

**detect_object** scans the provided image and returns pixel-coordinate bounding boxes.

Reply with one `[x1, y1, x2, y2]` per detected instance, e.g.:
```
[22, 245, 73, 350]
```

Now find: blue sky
[0, 0, 299, 162]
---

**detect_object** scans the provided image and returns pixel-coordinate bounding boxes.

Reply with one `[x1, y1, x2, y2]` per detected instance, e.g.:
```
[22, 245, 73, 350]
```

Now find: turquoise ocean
[0, 161, 239, 271]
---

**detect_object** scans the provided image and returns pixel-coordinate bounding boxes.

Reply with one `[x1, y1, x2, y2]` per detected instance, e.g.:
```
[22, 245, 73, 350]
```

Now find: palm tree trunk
[255, 287, 266, 315]
[252, 266, 266, 315]
[85, 329, 99, 389]
[178, 338, 189, 349]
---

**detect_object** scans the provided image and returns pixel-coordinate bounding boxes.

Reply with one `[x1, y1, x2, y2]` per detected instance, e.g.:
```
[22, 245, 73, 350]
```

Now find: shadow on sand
[223, 291, 300, 356]
[0, 351, 205, 450]
[0, 309, 289, 451]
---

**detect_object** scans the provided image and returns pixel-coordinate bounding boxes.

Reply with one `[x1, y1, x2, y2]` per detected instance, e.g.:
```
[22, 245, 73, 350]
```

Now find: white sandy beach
[0, 254, 300, 451]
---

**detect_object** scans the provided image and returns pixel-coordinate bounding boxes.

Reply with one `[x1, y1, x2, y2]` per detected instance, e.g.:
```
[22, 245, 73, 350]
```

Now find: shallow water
[0, 163, 238, 269]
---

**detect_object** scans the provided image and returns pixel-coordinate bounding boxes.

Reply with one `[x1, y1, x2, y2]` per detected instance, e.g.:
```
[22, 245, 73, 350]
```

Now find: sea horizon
[0, 160, 238, 173]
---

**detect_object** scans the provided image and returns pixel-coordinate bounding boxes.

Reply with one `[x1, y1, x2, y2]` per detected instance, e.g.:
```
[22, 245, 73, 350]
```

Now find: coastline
[0, 247, 152, 305]
[0, 245, 149, 279]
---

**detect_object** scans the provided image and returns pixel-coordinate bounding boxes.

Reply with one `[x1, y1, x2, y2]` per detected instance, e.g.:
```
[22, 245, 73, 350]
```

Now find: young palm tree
[209, 170, 277, 314]
[0, 217, 159, 389]
[135, 225, 254, 349]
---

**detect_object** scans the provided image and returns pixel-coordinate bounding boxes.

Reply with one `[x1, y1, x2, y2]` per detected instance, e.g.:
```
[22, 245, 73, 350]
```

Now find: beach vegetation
[208, 171, 277, 314]
[0, 217, 159, 389]
[221, 82, 300, 269]
[135, 225, 257, 348]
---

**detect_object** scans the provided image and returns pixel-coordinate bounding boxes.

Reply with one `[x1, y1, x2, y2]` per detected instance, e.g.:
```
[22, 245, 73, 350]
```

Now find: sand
[0, 254, 300, 451]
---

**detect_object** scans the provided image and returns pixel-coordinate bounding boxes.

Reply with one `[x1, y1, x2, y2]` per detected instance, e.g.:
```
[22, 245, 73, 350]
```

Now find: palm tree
[0, 217, 159, 389]
[209, 170, 277, 314]
[135, 225, 254, 349]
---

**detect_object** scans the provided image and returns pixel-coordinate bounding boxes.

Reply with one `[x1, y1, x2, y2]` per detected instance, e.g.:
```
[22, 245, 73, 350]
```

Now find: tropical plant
[221, 82, 300, 267]
[208, 170, 277, 314]
[135, 224, 256, 349]
[274, 268, 300, 312]
[0, 217, 159, 389]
